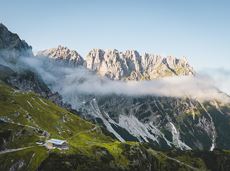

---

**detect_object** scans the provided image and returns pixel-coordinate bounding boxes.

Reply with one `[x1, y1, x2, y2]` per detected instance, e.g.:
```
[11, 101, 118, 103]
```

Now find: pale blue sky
[0, 0, 230, 70]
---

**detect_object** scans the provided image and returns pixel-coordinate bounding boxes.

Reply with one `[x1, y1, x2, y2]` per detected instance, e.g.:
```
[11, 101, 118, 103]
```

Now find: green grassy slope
[0, 81, 148, 170]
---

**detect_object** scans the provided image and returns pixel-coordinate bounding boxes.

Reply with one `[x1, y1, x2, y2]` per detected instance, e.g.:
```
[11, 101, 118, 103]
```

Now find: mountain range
[1, 23, 230, 171]
[37, 45, 194, 80]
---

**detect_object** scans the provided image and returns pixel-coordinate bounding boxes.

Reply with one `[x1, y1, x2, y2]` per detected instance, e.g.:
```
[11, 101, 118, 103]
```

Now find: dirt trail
[0, 146, 34, 155]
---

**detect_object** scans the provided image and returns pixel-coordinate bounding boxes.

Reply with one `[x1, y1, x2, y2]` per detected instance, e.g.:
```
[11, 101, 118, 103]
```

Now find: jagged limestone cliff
[85, 48, 194, 80]
[38, 47, 194, 80]
[37, 45, 85, 66]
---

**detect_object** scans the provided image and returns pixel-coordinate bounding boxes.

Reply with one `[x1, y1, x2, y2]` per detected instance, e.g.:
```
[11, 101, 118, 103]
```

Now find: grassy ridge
[0, 82, 140, 170]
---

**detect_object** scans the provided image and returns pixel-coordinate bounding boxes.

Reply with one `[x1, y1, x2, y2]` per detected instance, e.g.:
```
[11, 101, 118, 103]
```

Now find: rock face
[78, 94, 230, 151]
[0, 23, 32, 55]
[37, 46, 85, 66]
[85, 49, 194, 80]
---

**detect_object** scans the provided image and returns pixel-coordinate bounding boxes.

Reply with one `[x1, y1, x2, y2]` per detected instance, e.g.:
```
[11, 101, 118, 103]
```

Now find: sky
[0, 0, 230, 70]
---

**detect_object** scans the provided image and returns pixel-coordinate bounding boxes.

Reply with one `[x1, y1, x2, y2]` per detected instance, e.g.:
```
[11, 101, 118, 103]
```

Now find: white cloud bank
[0, 52, 229, 104]
[17, 56, 230, 104]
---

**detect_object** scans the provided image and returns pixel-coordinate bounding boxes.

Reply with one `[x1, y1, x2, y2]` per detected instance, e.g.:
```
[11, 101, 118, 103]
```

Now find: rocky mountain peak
[37, 46, 85, 66]
[0, 23, 32, 55]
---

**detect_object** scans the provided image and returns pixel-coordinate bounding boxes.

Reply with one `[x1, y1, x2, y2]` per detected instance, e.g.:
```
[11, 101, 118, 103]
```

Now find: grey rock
[0, 23, 32, 56]
[37, 45, 85, 66]
[38, 47, 195, 81]
[85, 49, 195, 80]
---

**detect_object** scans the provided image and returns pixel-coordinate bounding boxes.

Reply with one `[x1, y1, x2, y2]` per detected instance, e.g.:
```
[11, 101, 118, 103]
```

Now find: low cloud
[200, 68, 230, 96]
[1, 52, 230, 105]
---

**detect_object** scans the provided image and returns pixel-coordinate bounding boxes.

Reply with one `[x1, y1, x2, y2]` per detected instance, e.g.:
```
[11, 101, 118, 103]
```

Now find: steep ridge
[0, 23, 32, 56]
[0, 24, 73, 110]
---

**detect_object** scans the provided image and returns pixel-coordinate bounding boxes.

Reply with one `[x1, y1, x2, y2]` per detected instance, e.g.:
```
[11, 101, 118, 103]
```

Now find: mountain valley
[1, 23, 230, 171]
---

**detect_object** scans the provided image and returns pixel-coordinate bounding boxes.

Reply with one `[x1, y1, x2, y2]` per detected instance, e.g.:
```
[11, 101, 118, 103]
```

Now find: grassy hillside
[1, 81, 230, 171]
[0, 81, 124, 169]
[0, 81, 148, 170]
